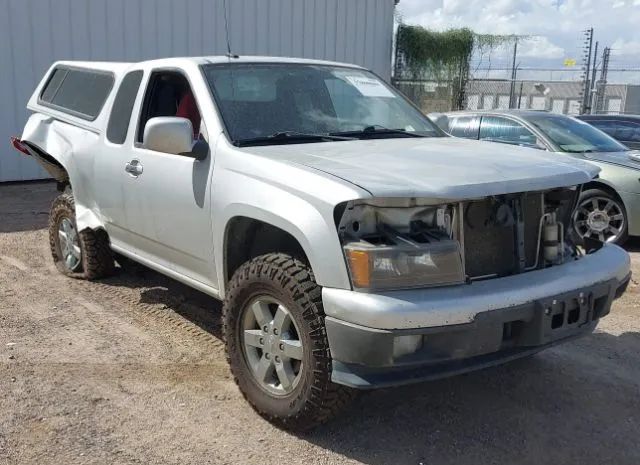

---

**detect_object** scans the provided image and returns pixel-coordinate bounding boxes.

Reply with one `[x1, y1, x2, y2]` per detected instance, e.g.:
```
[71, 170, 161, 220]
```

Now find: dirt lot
[1, 181, 640, 465]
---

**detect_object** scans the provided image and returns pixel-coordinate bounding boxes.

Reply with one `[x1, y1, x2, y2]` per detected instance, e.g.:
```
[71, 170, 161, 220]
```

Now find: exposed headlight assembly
[344, 238, 464, 290]
[338, 200, 465, 291]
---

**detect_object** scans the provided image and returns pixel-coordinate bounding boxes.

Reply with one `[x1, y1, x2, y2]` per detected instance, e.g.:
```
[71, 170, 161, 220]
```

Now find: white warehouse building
[0, 0, 396, 182]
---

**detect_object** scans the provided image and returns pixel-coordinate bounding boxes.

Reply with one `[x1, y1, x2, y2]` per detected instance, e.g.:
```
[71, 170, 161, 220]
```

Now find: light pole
[509, 39, 519, 108]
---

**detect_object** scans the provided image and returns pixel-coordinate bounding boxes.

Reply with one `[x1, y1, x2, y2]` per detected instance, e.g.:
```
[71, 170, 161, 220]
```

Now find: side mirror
[143, 117, 209, 160]
[188, 139, 210, 161]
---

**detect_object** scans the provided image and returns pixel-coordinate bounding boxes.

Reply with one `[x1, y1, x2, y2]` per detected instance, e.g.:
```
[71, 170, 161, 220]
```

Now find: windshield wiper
[235, 131, 355, 147]
[331, 125, 427, 139]
[563, 148, 597, 153]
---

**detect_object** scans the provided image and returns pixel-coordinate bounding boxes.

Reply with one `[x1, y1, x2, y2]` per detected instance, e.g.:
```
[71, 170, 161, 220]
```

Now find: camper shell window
[39, 66, 115, 121]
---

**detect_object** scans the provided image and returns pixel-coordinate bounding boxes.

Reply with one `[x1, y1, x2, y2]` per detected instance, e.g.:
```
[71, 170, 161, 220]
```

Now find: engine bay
[337, 186, 582, 289]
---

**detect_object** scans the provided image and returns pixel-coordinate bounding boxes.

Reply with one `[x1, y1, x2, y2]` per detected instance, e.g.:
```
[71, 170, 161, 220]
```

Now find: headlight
[337, 199, 465, 291]
[344, 239, 464, 290]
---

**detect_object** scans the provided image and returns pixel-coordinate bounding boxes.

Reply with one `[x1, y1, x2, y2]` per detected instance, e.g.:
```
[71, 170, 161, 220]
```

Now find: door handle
[125, 159, 143, 177]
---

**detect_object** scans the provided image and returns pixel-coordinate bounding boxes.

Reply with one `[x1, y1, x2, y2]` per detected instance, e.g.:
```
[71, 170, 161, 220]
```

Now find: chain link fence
[394, 77, 640, 116]
[393, 78, 463, 114]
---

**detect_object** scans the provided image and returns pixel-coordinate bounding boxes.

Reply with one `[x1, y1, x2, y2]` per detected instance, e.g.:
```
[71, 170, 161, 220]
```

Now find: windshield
[202, 63, 443, 145]
[527, 114, 628, 153]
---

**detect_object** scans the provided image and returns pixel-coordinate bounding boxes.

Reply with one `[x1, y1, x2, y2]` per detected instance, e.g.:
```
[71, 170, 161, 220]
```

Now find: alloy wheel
[241, 297, 304, 396]
[573, 196, 625, 243]
[57, 217, 82, 271]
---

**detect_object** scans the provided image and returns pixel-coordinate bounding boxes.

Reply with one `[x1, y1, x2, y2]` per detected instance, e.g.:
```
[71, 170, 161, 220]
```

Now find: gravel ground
[1, 181, 639, 465]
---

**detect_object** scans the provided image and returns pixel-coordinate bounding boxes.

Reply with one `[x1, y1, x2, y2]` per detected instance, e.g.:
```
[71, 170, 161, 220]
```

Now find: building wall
[0, 0, 395, 182]
[622, 86, 640, 115]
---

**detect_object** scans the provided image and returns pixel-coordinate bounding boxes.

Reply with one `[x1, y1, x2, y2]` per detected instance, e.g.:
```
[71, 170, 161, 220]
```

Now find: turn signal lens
[345, 249, 371, 288]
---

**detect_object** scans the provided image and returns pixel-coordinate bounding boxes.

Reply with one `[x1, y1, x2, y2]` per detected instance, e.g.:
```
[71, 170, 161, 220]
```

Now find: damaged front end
[336, 187, 582, 292]
[326, 187, 630, 388]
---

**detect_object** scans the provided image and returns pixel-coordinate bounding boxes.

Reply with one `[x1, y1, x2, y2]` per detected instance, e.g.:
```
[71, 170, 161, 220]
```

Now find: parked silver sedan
[433, 110, 640, 244]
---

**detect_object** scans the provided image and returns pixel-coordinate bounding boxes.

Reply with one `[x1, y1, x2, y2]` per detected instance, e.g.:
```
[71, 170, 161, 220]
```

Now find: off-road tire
[49, 191, 115, 279]
[223, 253, 356, 431]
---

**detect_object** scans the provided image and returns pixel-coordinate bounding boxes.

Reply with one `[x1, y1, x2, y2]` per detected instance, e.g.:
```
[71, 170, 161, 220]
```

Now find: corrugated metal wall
[0, 0, 395, 182]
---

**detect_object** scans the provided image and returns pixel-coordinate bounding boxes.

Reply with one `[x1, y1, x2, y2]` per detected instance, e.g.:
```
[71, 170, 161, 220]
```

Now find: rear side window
[480, 116, 539, 147]
[449, 116, 479, 139]
[39, 66, 114, 120]
[107, 71, 144, 144]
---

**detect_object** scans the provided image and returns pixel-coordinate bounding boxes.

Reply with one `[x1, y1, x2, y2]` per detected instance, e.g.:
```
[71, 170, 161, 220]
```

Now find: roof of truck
[55, 55, 365, 70]
[28, 55, 368, 132]
[196, 55, 365, 68]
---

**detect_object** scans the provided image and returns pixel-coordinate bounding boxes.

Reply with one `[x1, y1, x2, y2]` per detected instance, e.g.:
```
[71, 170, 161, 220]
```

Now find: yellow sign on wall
[563, 58, 577, 67]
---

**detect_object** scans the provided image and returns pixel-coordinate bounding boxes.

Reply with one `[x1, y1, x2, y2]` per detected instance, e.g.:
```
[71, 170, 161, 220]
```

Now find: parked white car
[12, 56, 631, 431]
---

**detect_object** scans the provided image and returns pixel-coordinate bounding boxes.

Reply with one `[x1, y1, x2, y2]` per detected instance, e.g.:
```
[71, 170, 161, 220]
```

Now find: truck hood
[584, 150, 640, 171]
[244, 137, 600, 199]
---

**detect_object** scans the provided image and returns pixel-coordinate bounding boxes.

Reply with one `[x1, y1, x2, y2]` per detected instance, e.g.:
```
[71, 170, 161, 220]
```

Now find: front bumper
[322, 245, 631, 389]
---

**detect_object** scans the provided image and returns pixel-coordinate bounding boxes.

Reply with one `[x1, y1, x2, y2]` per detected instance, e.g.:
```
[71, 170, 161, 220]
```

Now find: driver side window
[137, 70, 202, 143]
[479, 116, 542, 148]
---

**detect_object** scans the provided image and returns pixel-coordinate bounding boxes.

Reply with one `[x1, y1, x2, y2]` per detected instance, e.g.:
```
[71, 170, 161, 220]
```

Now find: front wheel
[223, 253, 355, 431]
[572, 189, 628, 245]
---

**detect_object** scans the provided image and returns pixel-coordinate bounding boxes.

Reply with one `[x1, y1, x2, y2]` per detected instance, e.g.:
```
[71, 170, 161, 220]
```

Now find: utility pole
[508, 38, 518, 108]
[455, 58, 469, 110]
[595, 47, 611, 114]
[580, 28, 594, 114]
[517, 81, 524, 109]
[587, 41, 599, 114]
[393, 28, 402, 80]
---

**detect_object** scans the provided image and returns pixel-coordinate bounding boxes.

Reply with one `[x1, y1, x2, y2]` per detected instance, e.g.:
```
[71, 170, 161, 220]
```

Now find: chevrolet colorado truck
[11, 56, 631, 431]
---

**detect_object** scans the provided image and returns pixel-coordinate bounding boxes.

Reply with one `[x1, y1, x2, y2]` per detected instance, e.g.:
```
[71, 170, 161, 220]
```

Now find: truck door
[94, 69, 145, 249]
[115, 69, 218, 289]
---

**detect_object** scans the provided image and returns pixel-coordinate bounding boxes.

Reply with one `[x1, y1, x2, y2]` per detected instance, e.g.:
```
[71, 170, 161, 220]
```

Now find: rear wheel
[49, 191, 115, 279]
[572, 189, 628, 245]
[223, 253, 355, 431]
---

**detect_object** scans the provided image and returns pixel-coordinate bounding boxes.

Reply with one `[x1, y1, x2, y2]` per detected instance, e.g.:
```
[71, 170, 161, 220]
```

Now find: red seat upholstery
[176, 90, 201, 135]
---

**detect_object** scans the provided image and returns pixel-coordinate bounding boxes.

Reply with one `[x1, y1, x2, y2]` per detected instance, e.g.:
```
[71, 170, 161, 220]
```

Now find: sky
[396, 0, 640, 82]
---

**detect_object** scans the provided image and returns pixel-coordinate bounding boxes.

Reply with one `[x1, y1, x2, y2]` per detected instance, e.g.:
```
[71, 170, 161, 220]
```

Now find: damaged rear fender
[20, 114, 104, 231]
[21, 114, 78, 182]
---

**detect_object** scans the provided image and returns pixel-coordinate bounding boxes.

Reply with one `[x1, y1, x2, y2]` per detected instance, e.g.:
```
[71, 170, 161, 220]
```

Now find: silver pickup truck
[12, 56, 631, 431]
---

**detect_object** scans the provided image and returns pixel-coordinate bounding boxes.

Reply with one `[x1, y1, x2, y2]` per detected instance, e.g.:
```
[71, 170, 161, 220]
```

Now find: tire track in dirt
[0, 254, 29, 271]
[69, 275, 226, 351]
[0, 243, 237, 405]
[1, 247, 226, 354]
